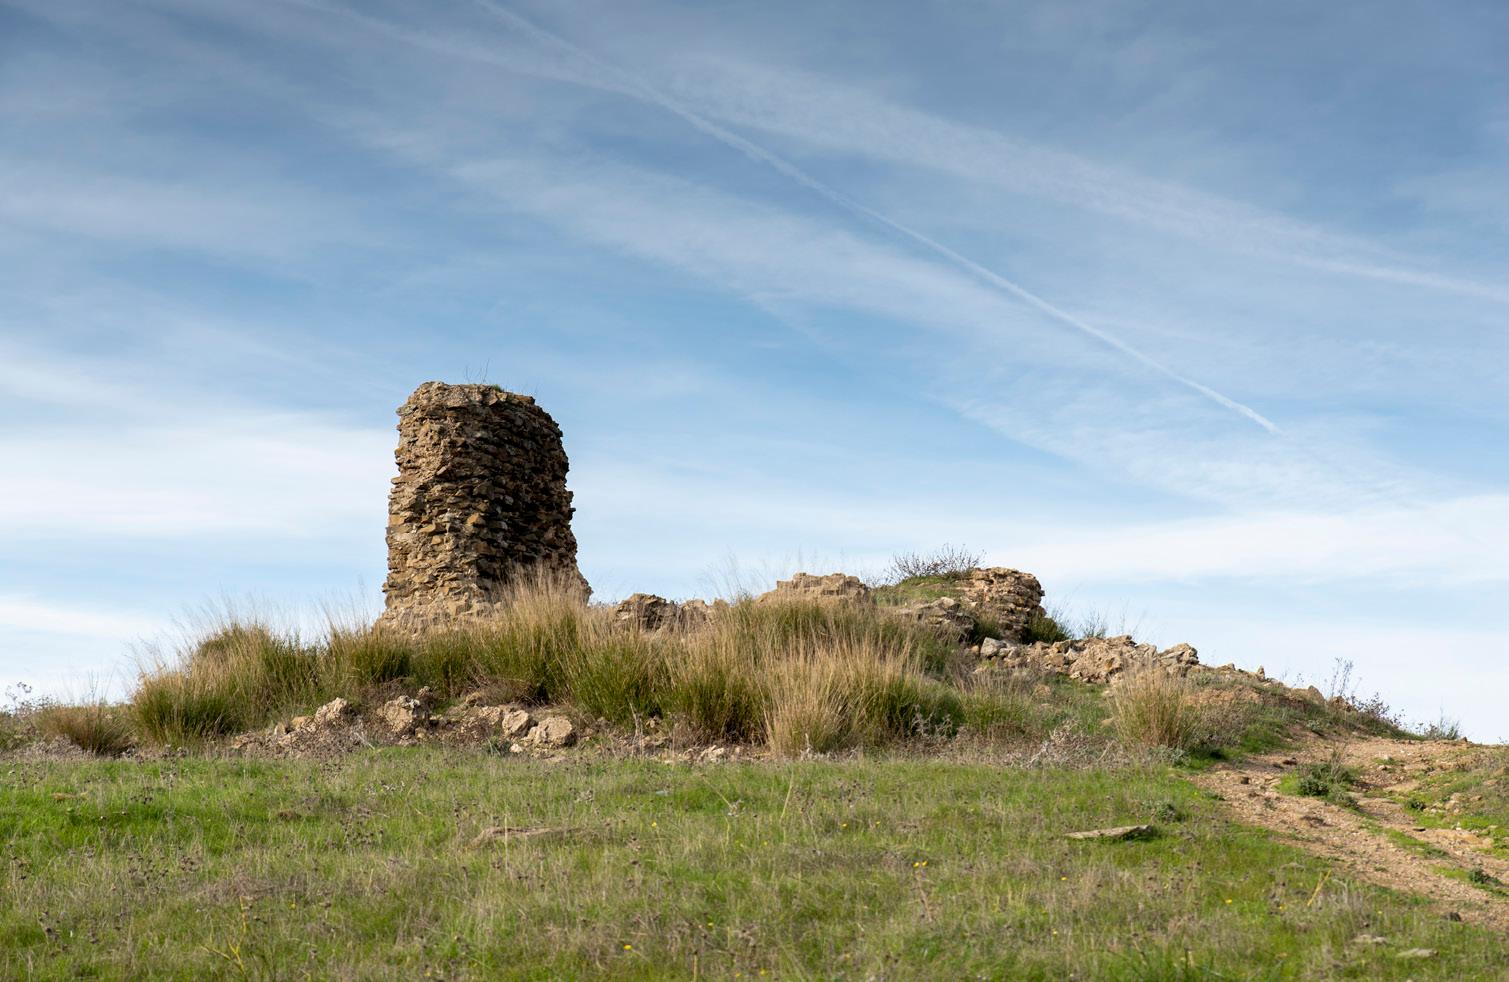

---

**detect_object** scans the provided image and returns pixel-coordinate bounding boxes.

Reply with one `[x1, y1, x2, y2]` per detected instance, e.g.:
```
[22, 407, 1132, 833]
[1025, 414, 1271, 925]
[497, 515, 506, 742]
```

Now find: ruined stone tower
[377, 382, 585, 631]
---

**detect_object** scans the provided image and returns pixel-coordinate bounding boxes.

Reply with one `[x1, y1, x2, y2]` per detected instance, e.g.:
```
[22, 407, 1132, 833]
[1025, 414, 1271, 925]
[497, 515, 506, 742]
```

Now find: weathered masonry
[377, 382, 585, 631]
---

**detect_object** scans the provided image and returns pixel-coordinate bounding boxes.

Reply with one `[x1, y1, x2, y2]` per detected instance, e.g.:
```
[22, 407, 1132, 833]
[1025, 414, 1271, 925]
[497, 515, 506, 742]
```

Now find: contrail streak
[475, 0, 1280, 434]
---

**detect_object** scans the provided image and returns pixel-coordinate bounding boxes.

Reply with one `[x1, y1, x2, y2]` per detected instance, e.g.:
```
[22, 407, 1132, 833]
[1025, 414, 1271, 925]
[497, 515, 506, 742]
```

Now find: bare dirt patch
[1194, 735, 1509, 932]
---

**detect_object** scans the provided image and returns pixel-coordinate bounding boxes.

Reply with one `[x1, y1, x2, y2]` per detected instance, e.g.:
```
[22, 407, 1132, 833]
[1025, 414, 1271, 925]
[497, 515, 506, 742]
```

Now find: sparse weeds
[1417, 713, 1462, 741]
[1286, 752, 1360, 807]
[881, 544, 981, 584]
[1, 683, 40, 750]
[1325, 658, 1404, 730]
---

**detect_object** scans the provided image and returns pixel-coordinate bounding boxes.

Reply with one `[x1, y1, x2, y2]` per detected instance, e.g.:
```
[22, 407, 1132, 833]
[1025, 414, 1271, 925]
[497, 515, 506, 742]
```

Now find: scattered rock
[1395, 948, 1436, 960]
[614, 593, 681, 631]
[444, 703, 535, 741]
[529, 716, 577, 748]
[501, 709, 534, 740]
[375, 696, 425, 737]
[1064, 824, 1155, 841]
[311, 698, 351, 729]
[1353, 934, 1389, 946]
[471, 825, 557, 846]
[977, 635, 1199, 684]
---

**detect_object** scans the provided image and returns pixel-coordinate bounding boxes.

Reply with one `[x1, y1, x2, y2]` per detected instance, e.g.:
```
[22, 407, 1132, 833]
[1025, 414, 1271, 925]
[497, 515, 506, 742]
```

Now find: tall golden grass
[1107, 667, 1207, 752]
[127, 576, 962, 755]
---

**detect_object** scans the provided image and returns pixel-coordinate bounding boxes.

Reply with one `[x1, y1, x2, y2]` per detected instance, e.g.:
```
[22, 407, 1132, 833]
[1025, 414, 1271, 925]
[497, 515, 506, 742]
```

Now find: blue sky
[3, 0, 1506, 737]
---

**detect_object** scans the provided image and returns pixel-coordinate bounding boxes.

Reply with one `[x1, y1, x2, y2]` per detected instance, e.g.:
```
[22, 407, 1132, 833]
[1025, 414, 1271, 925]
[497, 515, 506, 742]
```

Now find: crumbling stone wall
[957, 568, 1044, 641]
[377, 382, 585, 632]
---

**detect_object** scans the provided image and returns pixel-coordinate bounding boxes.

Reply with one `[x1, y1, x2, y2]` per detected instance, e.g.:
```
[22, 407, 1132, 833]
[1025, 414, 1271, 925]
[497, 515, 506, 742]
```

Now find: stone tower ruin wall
[377, 382, 586, 632]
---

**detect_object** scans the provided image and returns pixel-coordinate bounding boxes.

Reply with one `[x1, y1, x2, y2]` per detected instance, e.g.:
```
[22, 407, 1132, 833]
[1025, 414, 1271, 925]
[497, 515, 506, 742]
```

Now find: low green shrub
[133, 670, 247, 743]
[1021, 611, 1071, 644]
[1291, 753, 1359, 806]
[325, 625, 415, 689]
[665, 635, 764, 742]
[556, 630, 667, 724]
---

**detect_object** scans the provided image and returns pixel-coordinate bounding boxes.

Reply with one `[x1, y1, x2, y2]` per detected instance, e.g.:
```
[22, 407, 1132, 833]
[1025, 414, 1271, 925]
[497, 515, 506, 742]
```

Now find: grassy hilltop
[4, 562, 1507, 979]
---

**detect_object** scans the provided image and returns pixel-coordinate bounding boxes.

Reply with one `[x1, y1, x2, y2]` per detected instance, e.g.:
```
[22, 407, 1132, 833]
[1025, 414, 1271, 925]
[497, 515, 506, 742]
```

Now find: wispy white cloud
[0, 596, 165, 641]
[640, 53, 1509, 306]
[436, 149, 1429, 509]
[471, 2, 1279, 433]
[574, 458, 1509, 588]
[0, 417, 391, 539]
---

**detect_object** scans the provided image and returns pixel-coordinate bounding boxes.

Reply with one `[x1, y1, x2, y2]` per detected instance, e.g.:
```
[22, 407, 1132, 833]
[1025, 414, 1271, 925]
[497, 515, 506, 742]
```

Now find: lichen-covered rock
[956, 568, 1044, 642]
[757, 572, 873, 606]
[377, 382, 586, 633]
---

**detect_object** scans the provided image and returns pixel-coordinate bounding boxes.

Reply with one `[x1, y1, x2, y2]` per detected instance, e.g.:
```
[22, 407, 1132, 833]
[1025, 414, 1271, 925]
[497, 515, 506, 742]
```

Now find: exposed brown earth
[1194, 735, 1509, 932]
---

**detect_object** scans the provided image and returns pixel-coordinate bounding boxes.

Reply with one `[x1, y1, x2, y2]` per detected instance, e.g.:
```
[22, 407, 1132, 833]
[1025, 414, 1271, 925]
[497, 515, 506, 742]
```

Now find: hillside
[4, 567, 1507, 978]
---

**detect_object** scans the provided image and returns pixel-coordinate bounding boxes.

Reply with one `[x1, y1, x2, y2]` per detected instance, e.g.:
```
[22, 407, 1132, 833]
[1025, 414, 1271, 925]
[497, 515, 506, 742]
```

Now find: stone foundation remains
[377, 382, 585, 632]
[757, 572, 874, 606]
[977, 635, 1200, 683]
[956, 568, 1045, 642]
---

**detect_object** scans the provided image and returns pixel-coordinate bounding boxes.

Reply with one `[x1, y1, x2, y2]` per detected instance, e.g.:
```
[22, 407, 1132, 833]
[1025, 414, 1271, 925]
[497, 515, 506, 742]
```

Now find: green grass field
[4, 752, 1505, 980]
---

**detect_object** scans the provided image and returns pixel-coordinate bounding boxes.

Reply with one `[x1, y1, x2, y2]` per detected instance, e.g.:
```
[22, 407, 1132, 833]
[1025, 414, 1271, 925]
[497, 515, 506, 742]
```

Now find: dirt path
[1192, 736, 1509, 932]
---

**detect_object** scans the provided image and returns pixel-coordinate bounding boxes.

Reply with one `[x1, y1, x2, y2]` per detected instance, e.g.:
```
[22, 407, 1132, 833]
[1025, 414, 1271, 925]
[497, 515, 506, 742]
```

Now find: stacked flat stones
[377, 382, 585, 632]
[956, 568, 1044, 641]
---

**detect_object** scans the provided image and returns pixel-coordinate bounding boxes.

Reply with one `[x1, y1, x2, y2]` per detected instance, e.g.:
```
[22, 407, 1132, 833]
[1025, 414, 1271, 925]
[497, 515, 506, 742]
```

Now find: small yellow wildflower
[623, 943, 633, 951]
[1225, 899, 1233, 904]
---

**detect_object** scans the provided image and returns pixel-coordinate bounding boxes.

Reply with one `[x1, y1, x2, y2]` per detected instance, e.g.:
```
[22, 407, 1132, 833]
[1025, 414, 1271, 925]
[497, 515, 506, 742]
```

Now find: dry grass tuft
[1109, 668, 1207, 753]
[36, 702, 134, 756]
